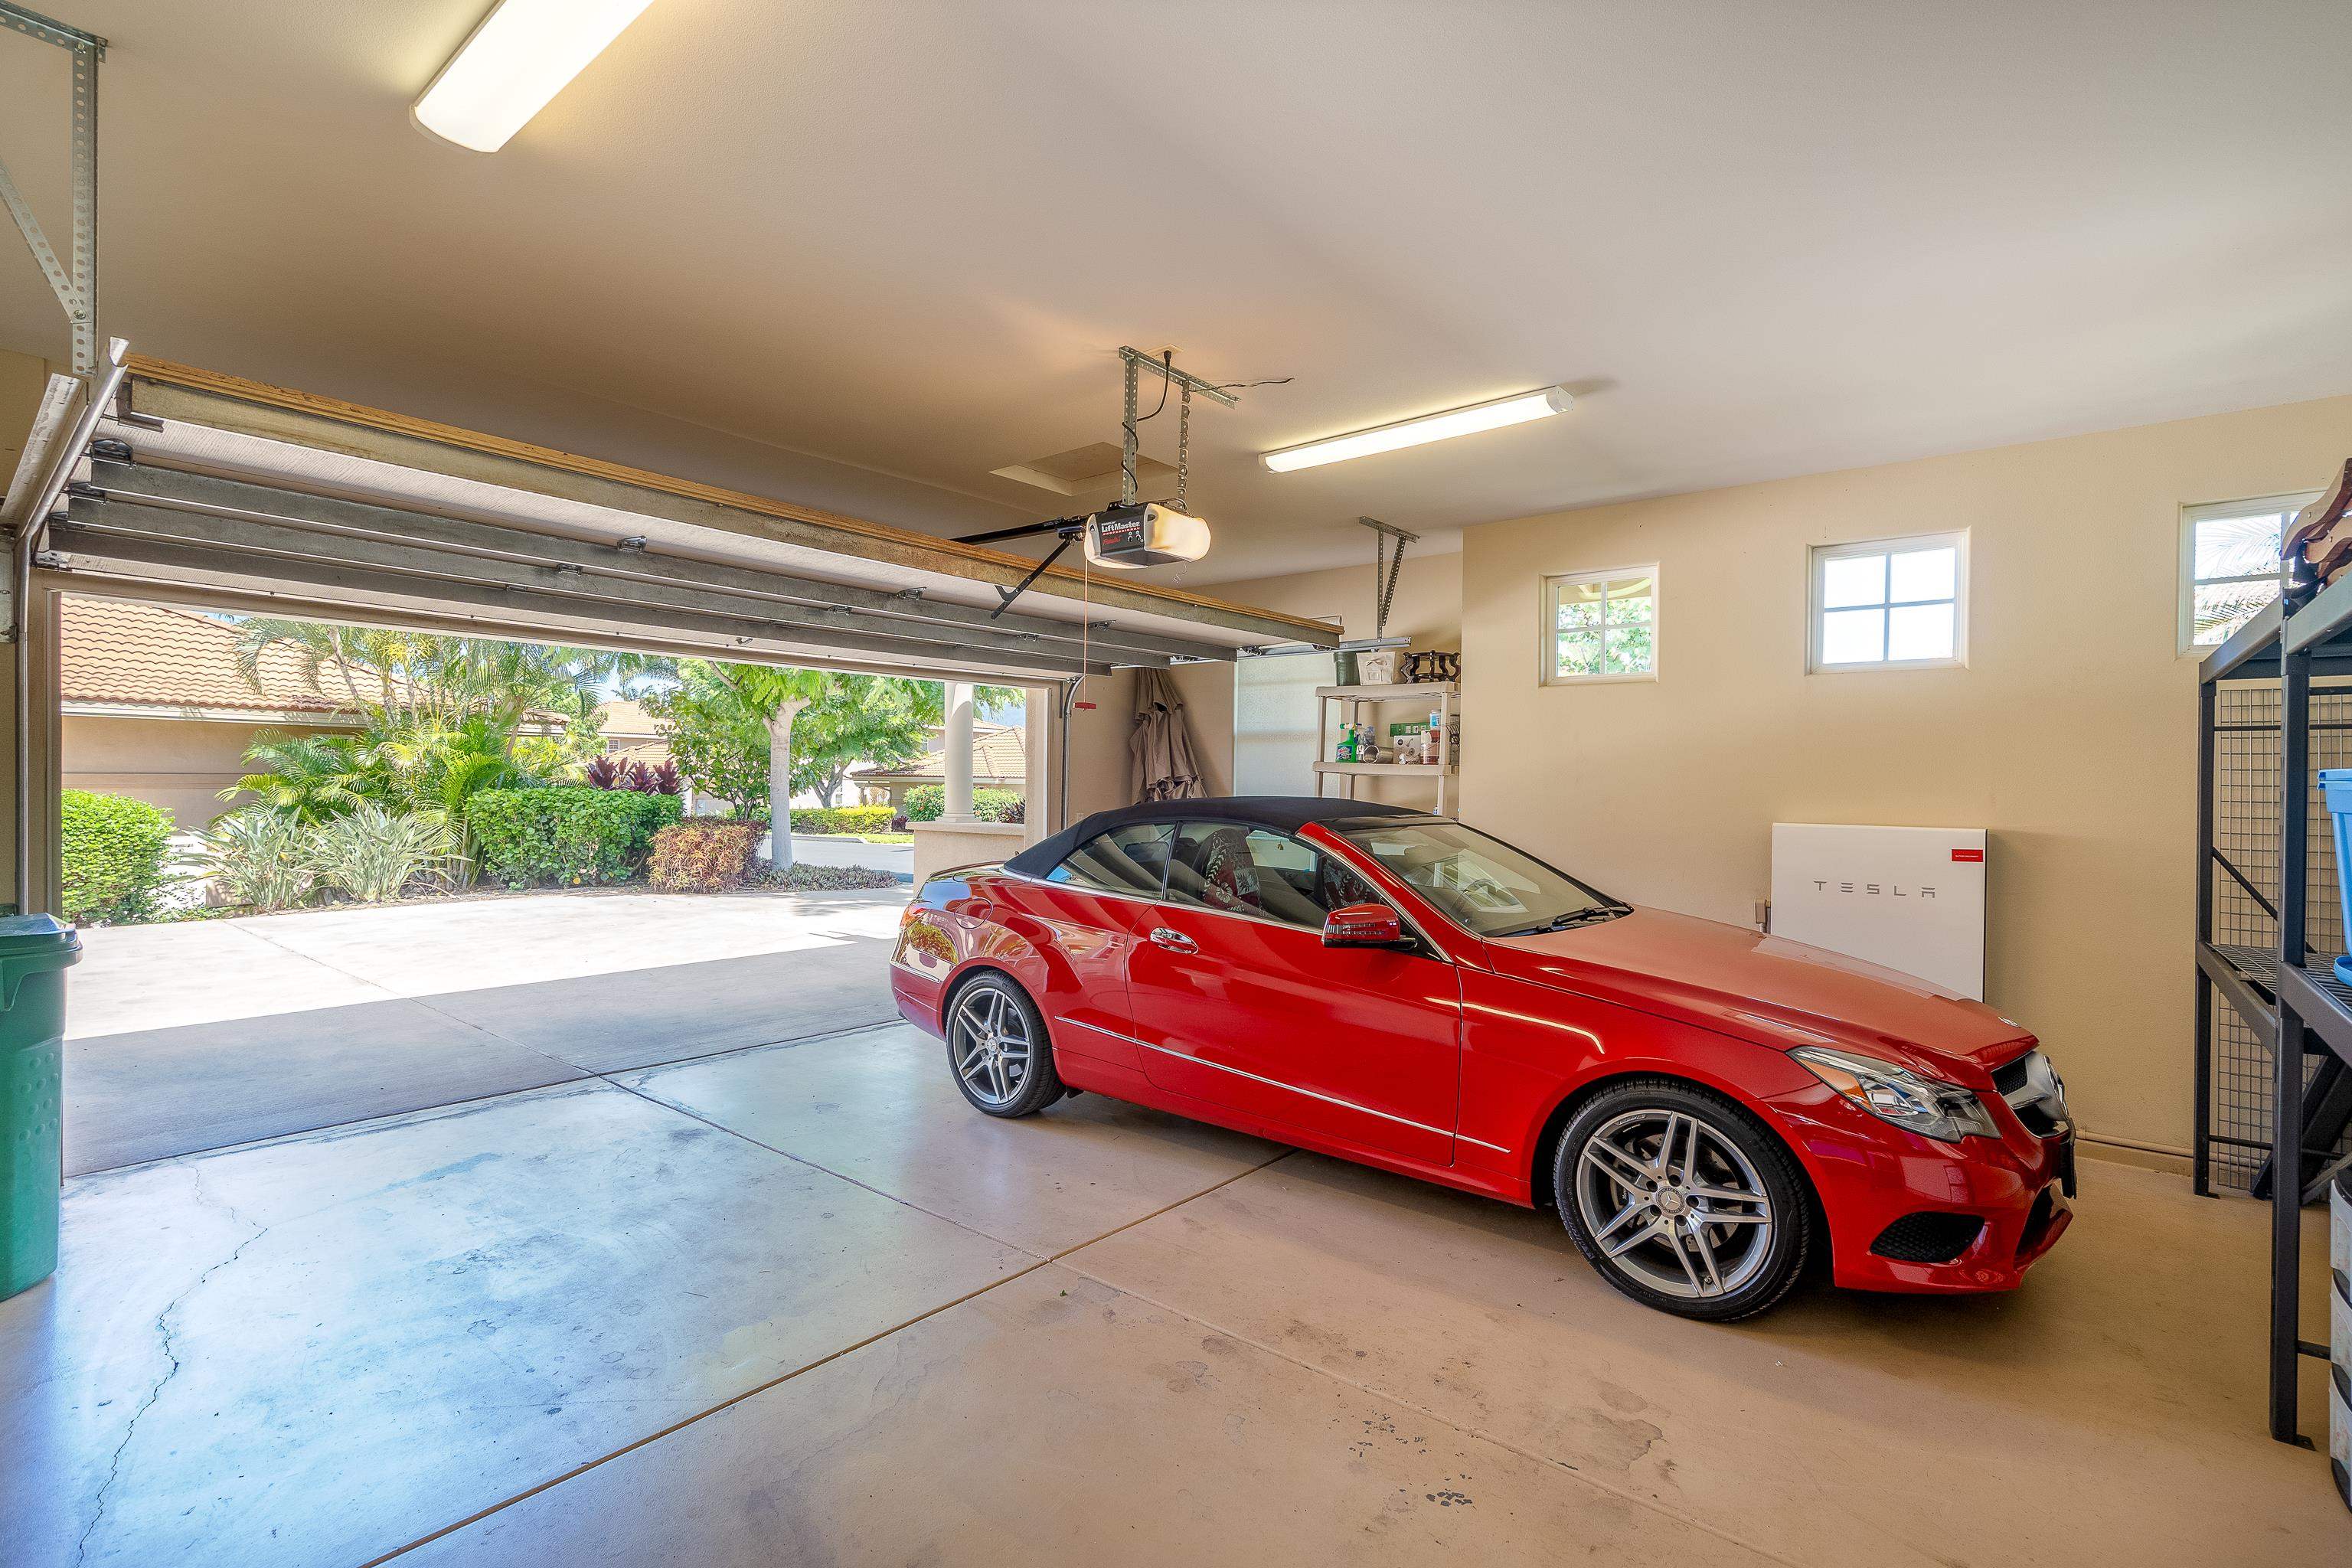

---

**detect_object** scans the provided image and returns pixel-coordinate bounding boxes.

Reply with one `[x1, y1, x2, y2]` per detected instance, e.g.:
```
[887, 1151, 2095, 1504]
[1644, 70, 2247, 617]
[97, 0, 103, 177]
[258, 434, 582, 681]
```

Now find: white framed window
[1542, 566, 1657, 683]
[1808, 532, 1966, 672]
[2178, 494, 2314, 653]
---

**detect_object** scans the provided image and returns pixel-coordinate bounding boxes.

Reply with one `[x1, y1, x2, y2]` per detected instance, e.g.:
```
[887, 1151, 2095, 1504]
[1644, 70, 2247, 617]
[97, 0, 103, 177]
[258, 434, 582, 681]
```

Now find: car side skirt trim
[1060, 1017, 1459, 1143]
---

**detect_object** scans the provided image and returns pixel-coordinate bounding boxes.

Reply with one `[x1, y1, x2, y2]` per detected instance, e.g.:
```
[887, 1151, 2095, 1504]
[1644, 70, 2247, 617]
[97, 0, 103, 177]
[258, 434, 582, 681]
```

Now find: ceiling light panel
[414, 0, 658, 154]
[1260, 386, 1574, 473]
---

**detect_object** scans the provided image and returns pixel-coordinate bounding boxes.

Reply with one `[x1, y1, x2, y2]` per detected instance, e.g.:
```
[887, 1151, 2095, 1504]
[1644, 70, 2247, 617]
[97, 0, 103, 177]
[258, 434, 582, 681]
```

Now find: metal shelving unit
[2196, 583, 2352, 1448]
[1314, 681, 1456, 814]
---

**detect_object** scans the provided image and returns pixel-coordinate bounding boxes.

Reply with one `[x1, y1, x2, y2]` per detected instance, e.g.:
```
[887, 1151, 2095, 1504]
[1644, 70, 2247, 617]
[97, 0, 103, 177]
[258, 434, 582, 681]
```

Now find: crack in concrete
[74, 1161, 271, 1568]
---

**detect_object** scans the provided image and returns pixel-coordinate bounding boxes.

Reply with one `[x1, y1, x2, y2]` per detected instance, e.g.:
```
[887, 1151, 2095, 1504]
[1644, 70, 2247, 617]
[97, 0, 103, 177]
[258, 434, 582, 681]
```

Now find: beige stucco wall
[1461, 392, 2352, 1159]
[910, 819, 1029, 884]
[1060, 668, 1136, 822]
[64, 714, 345, 832]
[1170, 554, 1464, 803]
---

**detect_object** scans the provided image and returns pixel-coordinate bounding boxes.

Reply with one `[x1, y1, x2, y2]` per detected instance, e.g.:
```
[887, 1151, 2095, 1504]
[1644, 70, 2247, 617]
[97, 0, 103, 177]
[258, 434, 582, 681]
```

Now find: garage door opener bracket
[956, 348, 1243, 620]
[0, 4, 104, 375]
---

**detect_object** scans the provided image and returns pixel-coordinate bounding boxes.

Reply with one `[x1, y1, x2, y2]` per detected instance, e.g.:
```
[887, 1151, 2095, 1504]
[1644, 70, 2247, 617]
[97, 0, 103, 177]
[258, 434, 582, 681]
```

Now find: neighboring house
[61, 596, 561, 831]
[853, 723, 1026, 808]
[591, 696, 663, 754]
[62, 598, 369, 830]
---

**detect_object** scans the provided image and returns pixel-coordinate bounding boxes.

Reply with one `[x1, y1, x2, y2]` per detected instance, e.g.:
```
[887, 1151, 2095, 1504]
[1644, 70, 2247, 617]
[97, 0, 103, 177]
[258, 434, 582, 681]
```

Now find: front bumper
[1760, 1080, 2075, 1294]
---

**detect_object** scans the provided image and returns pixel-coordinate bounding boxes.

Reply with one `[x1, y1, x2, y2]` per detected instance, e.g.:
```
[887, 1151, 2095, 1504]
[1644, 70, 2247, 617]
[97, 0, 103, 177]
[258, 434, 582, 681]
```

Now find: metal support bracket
[0, 4, 103, 374]
[991, 529, 1080, 619]
[1117, 346, 1236, 507]
[1116, 347, 1238, 409]
[1358, 516, 1419, 641]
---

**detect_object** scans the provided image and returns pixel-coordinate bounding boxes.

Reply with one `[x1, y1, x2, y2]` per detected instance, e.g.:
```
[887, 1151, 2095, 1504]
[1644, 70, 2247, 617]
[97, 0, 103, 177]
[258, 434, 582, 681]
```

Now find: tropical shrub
[646, 821, 762, 893]
[192, 808, 315, 912]
[789, 805, 896, 835]
[583, 753, 681, 794]
[307, 802, 453, 903]
[468, 787, 682, 887]
[904, 786, 1023, 824]
[60, 790, 175, 924]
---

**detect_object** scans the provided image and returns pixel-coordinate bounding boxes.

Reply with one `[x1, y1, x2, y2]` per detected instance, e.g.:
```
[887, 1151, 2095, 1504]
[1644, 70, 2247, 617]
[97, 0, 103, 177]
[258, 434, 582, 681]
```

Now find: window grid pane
[1821, 553, 1887, 609]
[1820, 607, 1886, 665]
[2194, 512, 2286, 583]
[1887, 547, 1956, 605]
[2191, 580, 2280, 646]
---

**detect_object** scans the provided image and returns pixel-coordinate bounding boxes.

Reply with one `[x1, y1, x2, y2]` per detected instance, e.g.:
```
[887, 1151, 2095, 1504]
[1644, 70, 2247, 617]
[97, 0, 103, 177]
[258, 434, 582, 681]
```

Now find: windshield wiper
[1494, 903, 1630, 939]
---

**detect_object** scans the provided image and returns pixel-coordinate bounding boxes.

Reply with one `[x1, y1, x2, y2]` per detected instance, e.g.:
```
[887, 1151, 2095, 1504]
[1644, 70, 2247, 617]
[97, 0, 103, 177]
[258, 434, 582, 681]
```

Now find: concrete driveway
[64, 888, 910, 1174]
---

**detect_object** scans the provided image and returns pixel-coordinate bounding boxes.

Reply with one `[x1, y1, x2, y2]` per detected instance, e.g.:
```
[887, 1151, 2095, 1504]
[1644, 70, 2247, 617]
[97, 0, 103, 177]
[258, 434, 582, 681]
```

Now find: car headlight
[1790, 1046, 1999, 1144]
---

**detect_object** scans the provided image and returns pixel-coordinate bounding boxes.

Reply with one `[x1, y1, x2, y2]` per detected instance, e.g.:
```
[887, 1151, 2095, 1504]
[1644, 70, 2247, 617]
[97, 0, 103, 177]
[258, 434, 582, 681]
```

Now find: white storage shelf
[1316, 681, 1458, 813]
[1314, 761, 1457, 777]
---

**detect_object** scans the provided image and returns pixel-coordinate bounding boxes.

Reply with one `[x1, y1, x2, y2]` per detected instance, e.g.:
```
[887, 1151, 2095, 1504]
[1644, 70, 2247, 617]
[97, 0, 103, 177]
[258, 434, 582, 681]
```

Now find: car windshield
[1335, 820, 1622, 939]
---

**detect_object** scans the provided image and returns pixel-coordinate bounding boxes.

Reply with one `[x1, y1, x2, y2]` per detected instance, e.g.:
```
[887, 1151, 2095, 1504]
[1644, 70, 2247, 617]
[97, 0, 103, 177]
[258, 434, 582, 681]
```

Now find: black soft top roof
[1003, 796, 1431, 879]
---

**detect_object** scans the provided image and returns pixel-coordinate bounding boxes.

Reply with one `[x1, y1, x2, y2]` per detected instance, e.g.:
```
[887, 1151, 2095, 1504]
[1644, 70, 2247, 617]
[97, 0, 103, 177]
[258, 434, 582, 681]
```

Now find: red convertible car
[890, 798, 2073, 1320]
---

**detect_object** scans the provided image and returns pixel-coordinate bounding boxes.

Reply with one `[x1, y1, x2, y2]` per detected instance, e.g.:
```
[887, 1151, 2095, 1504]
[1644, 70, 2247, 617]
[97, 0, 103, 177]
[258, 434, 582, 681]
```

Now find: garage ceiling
[4, 2, 2350, 584]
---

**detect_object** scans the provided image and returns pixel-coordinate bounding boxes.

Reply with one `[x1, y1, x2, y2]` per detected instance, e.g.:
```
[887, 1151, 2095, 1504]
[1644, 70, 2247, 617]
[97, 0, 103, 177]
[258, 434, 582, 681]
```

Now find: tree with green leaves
[641, 663, 772, 822]
[643, 662, 1014, 872]
[790, 679, 935, 807]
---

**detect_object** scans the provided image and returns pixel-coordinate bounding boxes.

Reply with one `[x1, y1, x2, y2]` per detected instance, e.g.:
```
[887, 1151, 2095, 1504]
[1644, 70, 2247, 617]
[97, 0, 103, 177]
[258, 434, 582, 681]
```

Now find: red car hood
[1483, 906, 2033, 1086]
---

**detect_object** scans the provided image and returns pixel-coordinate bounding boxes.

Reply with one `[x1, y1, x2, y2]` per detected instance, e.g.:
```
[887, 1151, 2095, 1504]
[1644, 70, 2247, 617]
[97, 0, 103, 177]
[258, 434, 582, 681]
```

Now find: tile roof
[61, 597, 571, 727]
[62, 597, 361, 717]
[858, 724, 1027, 783]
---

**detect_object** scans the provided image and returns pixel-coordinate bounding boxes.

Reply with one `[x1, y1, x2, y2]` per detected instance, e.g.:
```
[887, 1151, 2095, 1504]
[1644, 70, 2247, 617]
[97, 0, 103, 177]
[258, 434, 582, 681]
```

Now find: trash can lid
[0, 913, 80, 958]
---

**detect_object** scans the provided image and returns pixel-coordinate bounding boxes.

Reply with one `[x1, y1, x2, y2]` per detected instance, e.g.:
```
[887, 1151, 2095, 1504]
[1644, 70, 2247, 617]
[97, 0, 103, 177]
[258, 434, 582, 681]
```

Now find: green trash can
[1, 914, 81, 1302]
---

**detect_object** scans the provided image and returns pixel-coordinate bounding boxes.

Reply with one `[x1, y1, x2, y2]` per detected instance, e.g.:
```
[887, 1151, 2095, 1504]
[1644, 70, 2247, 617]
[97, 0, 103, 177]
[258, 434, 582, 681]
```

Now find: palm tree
[226, 732, 377, 823]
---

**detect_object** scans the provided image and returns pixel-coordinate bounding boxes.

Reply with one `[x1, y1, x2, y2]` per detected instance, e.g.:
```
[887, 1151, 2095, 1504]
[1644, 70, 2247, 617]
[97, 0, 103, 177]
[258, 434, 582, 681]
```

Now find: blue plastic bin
[2323, 770, 2352, 986]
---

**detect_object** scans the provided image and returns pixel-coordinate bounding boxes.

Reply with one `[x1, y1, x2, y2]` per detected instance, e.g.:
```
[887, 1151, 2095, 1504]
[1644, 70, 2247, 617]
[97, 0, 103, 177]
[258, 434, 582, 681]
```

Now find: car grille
[1869, 1211, 1986, 1264]
[1993, 1049, 2069, 1138]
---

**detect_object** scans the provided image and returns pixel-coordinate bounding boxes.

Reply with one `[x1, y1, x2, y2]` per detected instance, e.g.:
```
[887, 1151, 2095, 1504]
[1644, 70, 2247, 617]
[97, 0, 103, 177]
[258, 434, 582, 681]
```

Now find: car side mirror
[1323, 903, 1407, 949]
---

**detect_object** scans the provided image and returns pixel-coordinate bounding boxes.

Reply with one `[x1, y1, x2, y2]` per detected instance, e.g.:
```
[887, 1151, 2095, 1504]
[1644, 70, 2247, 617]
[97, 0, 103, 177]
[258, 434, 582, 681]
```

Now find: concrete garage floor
[62, 888, 910, 1174]
[3, 1016, 2344, 1566]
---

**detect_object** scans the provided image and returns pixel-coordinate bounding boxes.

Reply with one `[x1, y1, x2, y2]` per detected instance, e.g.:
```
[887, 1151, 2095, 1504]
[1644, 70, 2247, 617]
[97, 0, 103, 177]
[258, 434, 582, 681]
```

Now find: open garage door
[45, 358, 1335, 684]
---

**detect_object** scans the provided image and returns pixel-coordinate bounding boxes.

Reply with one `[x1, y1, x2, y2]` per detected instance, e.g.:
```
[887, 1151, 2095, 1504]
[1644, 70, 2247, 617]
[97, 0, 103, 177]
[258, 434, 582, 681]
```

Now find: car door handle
[1148, 926, 1198, 954]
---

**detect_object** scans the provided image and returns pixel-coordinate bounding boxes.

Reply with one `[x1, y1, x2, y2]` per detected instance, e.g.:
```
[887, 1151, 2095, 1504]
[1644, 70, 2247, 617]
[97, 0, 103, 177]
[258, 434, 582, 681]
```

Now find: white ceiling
[4, 1, 2349, 586]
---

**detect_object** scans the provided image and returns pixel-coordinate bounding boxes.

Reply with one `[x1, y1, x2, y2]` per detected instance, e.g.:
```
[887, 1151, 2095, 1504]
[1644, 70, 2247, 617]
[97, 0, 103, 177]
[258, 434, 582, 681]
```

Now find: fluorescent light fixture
[1259, 385, 1574, 473]
[413, 0, 657, 153]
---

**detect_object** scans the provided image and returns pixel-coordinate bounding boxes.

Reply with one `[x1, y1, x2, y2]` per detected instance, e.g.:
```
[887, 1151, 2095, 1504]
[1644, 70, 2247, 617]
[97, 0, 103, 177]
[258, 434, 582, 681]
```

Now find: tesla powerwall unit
[1769, 824, 1988, 999]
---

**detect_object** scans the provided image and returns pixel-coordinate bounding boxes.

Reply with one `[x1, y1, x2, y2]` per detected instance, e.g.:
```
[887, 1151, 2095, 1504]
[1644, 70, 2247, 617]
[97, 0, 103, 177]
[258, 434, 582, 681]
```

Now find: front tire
[943, 972, 1062, 1118]
[1553, 1077, 1811, 1322]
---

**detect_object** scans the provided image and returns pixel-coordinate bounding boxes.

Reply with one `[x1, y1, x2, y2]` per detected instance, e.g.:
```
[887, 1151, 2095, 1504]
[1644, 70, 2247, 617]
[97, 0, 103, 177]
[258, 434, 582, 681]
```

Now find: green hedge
[902, 786, 1022, 824]
[61, 789, 175, 924]
[467, 787, 682, 888]
[789, 805, 896, 835]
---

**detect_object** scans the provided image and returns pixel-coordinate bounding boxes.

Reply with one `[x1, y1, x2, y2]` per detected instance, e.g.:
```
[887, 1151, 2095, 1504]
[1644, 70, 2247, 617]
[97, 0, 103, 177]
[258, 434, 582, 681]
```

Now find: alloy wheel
[1573, 1107, 1776, 1299]
[949, 985, 1033, 1109]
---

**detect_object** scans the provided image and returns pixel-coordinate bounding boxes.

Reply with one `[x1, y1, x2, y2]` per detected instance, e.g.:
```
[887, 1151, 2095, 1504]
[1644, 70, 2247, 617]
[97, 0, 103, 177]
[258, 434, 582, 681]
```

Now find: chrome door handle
[1148, 926, 1198, 954]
